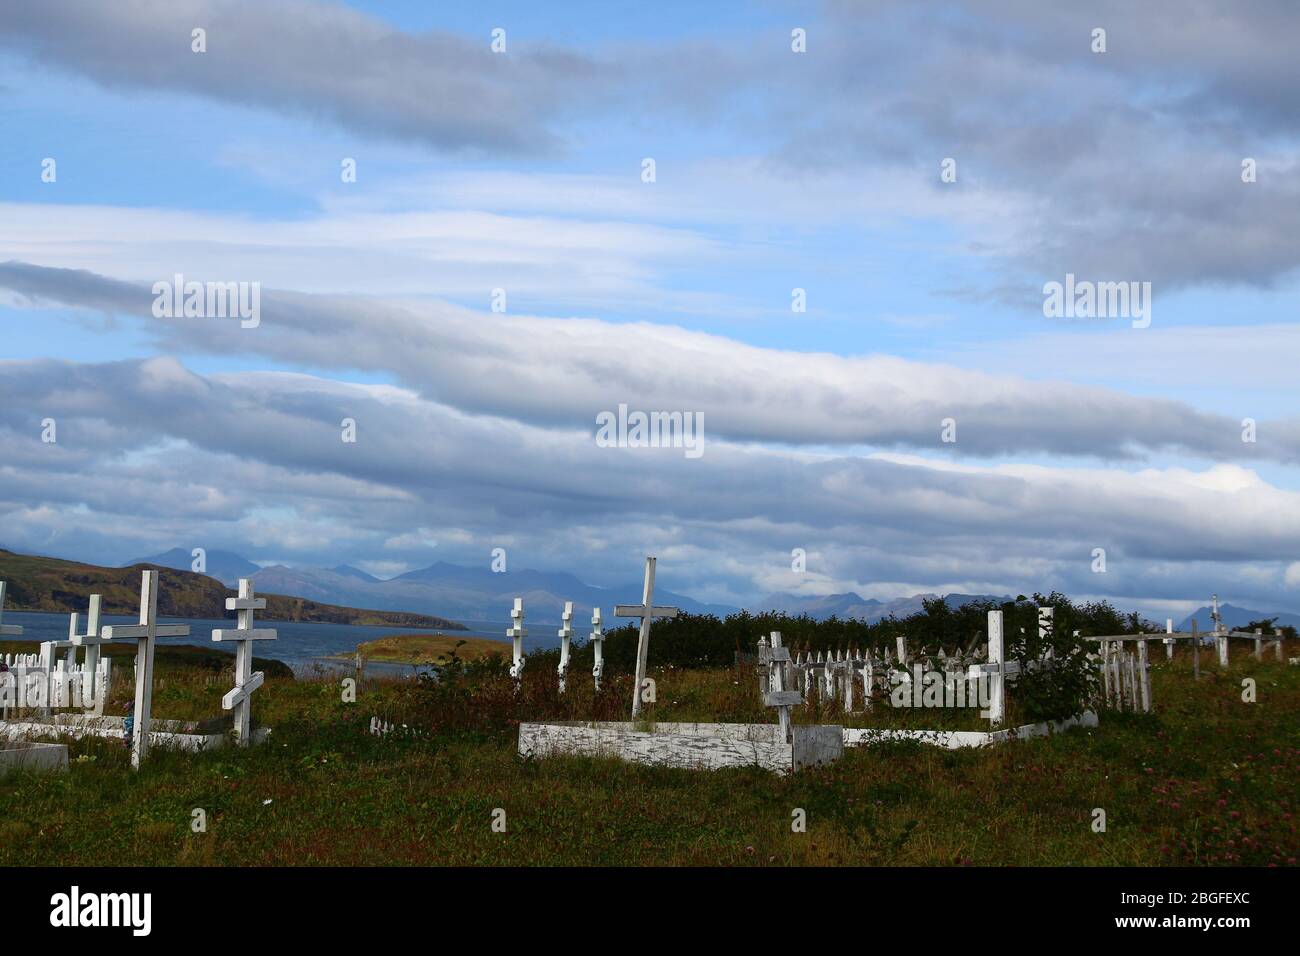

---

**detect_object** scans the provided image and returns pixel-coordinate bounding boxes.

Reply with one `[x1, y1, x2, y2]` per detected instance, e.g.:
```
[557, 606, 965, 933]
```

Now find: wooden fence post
[1137, 639, 1151, 713]
[1191, 620, 1200, 680]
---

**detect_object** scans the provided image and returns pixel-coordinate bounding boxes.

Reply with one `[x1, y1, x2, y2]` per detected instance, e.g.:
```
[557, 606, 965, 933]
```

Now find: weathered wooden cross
[0, 581, 23, 638]
[212, 578, 277, 746]
[762, 631, 800, 742]
[615, 556, 679, 718]
[507, 598, 527, 680]
[556, 601, 574, 694]
[590, 607, 605, 690]
[102, 570, 191, 769]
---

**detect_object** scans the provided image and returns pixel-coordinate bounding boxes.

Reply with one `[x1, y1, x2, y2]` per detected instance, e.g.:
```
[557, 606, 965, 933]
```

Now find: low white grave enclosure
[517, 558, 844, 774]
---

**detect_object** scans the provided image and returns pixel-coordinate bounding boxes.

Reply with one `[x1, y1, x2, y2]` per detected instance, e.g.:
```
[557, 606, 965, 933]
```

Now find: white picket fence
[0, 659, 113, 718]
[757, 606, 1166, 723]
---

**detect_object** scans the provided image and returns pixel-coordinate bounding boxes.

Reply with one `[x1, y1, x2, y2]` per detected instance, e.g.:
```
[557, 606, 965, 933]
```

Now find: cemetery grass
[0, 650, 1295, 866]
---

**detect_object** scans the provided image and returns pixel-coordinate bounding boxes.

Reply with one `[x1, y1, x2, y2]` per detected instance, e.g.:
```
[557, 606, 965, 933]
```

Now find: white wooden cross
[102, 569, 191, 769]
[556, 601, 574, 694]
[62, 596, 114, 712]
[615, 556, 679, 718]
[68, 595, 108, 678]
[762, 632, 800, 743]
[974, 609, 1010, 725]
[0, 581, 23, 638]
[590, 607, 605, 690]
[1211, 593, 1229, 666]
[507, 598, 526, 680]
[212, 578, 277, 746]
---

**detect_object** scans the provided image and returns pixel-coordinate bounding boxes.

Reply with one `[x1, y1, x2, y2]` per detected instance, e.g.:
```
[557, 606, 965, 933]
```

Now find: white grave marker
[615, 557, 679, 718]
[212, 578, 277, 746]
[507, 598, 526, 680]
[102, 570, 191, 768]
[556, 601, 574, 694]
[590, 607, 605, 690]
[65, 596, 114, 713]
[68, 595, 108, 680]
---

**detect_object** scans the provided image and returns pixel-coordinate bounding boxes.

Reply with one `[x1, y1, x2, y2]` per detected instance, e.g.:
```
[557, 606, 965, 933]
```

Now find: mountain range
[134, 551, 738, 625]
[753, 590, 1013, 623]
[0, 548, 460, 629]
[125, 548, 1300, 632]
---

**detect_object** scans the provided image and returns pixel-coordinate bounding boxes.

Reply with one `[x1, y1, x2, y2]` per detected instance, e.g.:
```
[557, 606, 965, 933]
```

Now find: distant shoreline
[335, 633, 511, 666]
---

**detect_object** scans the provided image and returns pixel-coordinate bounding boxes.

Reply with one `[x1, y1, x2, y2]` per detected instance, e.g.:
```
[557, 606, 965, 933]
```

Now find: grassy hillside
[0, 548, 464, 629]
[0, 641, 1293, 865]
[351, 633, 509, 664]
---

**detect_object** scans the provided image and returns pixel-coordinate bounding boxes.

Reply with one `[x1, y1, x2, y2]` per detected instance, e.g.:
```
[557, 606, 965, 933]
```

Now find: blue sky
[0, 0, 1298, 620]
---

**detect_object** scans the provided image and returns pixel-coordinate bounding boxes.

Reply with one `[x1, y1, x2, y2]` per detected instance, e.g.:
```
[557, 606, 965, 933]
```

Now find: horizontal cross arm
[212, 628, 278, 643]
[70, 634, 116, 646]
[101, 624, 192, 640]
[225, 597, 267, 611]
[764, 690, 803, 707]
[613, 605, 679, 618]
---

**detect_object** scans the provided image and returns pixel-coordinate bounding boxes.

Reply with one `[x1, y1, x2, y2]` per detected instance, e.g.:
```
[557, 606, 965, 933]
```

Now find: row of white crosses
[1, 571, 273, 768]
[504, 557, 679, 716]
[508, 598, 605, 689]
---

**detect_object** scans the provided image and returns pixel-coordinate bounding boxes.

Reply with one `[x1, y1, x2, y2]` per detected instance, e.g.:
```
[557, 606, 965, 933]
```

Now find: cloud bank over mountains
[1, 1, 1297, 619]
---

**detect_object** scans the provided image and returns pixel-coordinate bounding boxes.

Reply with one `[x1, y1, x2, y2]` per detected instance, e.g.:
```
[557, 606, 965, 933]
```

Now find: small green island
[344, 633, 510, 665]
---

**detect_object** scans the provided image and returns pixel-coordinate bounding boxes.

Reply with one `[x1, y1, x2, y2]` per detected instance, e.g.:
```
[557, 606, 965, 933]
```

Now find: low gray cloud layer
[1, 355, 1297, 610]
[0, 0, 608, 154]
[1, 261, 1292, 465]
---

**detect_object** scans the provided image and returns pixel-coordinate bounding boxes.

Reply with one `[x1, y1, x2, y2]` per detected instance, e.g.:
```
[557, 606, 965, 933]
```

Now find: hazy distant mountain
[130, 548, 260, 587]
[0, 548, 460, 629]
[1180, 603, 1300, 632]
[251, 560, 738, 625]
[331, 564, 381, 583]
[755, 590, 1011, 623]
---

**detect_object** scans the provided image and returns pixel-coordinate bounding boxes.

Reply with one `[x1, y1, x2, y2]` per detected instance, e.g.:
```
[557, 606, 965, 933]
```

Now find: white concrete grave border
[517, 560, 845, 775]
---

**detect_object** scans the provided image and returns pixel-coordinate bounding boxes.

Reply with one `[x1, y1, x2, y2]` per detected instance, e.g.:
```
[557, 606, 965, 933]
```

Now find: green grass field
[0, 645, 1295, 866]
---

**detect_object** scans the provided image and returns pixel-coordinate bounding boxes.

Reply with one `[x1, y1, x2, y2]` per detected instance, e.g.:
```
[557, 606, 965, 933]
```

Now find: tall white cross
[590, 607, 605, 690]
[506, 598, 526, 680]
[102, 569, 191, 769]
[556, 601, 574, 694]
[0, 581, 23, 637]
[615, 556, 679, 718]
[212, 578, 277, 746]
